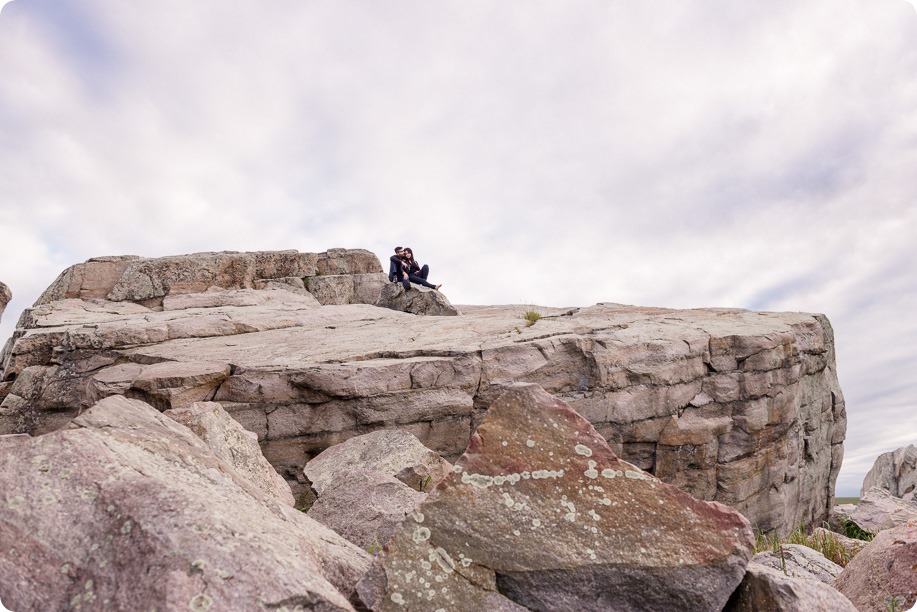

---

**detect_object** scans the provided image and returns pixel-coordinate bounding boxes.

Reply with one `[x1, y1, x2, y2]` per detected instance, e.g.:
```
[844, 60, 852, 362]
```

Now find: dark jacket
[389, 255, 407, 281]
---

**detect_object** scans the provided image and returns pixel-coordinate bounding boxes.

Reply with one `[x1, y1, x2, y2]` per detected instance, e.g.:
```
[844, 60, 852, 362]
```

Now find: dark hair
[403, 247, 413, 256]
[394, 246, 402, 252]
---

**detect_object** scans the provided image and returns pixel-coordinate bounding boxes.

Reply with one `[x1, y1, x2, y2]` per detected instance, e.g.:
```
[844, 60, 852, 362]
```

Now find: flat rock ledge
[356, 384, 755, 611]
[0, 250, 847, 535]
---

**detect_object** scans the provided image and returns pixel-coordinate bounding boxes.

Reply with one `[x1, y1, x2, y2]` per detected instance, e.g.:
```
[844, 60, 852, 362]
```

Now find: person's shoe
[434, 284, 442, 291]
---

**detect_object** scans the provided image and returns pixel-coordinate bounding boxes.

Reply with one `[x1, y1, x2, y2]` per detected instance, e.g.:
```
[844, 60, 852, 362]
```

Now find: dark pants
[416, 264, 429, 280]
[408, 274, 436, 289]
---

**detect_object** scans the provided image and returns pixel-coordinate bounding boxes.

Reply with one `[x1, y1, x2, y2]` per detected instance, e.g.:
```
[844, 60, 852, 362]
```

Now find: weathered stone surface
[164, 401, 295, 506]
[725, 561, 857, 612]
[747, 544, 843, 583]
[0, 281, 10, 323]
[863, 444, 917, 502]
[306, 273, 389, 306]
[305, 429, 453, 495]
[832, 519, 917, 611]
[0, 254, 847, 534]
[356, 384, 755, 611]
[376, 282, 459, 316]
[307, 469, 424, 550]
[0, 395, 369, 611]
[833, 487, 917, 534]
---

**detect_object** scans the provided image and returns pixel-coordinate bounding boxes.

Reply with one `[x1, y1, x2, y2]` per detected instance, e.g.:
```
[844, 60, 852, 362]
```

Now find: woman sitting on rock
[402, 248, 441, 291]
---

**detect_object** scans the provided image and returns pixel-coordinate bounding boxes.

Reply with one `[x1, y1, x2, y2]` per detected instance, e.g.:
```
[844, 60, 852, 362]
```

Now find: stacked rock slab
[356, 384, 755, 611]
[0, 252, 846, 535]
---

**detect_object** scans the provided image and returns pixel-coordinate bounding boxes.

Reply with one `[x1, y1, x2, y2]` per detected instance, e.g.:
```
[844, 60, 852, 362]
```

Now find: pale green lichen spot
[625, 470, 648, 480]
[189, 593, 213, 611]
[430, 547, 456, 573]
[574, 444, 593, 457]
[413, 527, 431, 543]
[391, 592, 405, 605]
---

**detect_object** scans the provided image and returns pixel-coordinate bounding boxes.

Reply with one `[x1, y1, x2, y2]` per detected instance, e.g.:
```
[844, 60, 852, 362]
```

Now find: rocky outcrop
[832, 519, 917, 611]
[0, 395, 369, 611]
[303, 429, 453, 550]
[375, 282, 458, 316]
[0, 280, 10, 323]
[33, 249, 382, 307]
[0, 251, 847, 534]
[164, 400, 295, 506]
[307, 469, 425, 551]
[304, 429, 453, 496]
[356, 384, 755, 611]
[725, 561, 857, 612]
[863, 444, 917, 502]
[832, 487, 917, 533]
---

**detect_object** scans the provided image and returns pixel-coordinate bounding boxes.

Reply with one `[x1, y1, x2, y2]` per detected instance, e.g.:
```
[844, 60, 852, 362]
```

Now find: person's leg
[408, 274, 437, 289]
[419, 264, 429, 280]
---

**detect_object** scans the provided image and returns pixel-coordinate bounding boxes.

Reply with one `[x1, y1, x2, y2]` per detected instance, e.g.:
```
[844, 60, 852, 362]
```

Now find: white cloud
[1, 0, 916, 495]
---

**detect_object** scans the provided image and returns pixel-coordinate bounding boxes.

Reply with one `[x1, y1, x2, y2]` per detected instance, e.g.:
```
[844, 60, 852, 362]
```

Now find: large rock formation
[0, 280, 10, 323]
[0, 250, 847, 534]
[0, 395, 369, 611]
[862, 444, 917, 502]
[356, 384, 755, 611]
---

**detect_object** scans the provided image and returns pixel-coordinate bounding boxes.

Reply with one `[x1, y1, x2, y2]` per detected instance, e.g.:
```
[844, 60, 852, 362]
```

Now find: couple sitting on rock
[388, 246, 442, 291]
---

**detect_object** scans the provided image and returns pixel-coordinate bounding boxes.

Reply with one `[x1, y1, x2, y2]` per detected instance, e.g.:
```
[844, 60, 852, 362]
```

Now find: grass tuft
[754, 524, 862, 568]
[522, 311, 542, 326]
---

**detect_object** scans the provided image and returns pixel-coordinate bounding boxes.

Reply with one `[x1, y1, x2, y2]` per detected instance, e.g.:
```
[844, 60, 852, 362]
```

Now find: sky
[0, 0, 915, 497]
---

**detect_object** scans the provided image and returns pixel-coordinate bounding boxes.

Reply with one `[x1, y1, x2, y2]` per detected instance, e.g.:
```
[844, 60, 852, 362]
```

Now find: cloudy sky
[1, 0, 915, 496]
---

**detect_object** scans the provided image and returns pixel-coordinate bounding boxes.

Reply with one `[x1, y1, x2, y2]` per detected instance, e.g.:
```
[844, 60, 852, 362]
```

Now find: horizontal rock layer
[0, 252, 846, 534]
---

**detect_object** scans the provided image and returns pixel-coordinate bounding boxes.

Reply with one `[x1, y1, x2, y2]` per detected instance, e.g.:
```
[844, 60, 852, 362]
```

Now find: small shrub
[523, 311, 542, 326]
[841, 519, 874, 542]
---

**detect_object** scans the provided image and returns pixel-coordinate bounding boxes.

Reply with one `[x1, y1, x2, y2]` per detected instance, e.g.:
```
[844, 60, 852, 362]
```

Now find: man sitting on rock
[388, 246, 410, 289]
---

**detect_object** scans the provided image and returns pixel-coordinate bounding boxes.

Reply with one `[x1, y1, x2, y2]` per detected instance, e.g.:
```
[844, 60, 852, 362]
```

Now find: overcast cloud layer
[1, 0, 916, 496]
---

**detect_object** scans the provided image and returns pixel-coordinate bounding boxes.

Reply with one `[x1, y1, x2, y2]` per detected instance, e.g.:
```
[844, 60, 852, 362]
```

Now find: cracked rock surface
[0, 251, 846, 534]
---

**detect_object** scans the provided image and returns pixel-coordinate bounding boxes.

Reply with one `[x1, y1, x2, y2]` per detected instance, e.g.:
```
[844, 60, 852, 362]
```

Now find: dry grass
[754, 524, 861, 567]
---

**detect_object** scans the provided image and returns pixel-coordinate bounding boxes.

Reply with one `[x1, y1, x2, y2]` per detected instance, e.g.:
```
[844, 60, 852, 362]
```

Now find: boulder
[0, 254, 847, 535]
[356, 384, 755, 611]
[304, 429, 453, 495]
[0, 395, 369, 611]
[0, 280, 10, 323]
[833, 487, 917, 534]
[375, 282, 459, 316]
[832, 519, 917, 611]
[307, 469, 425, 551]
[307, 273, 388, 306]
[862, 444, 917, 502]
[164, 401, 295, 506]
[725, 562, 857, 612]
[745, 544, 843, 583]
